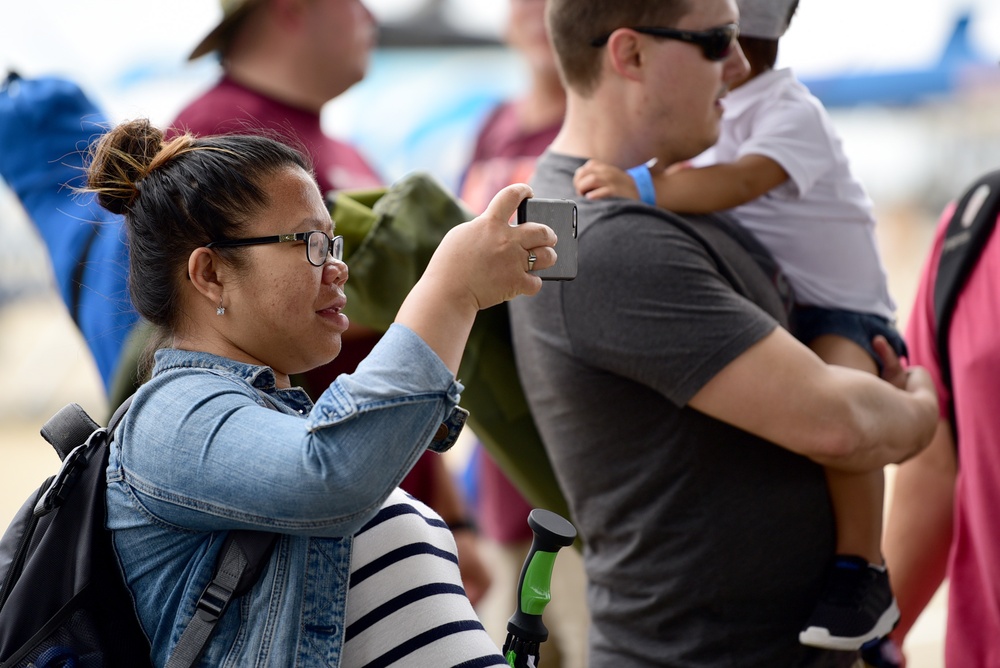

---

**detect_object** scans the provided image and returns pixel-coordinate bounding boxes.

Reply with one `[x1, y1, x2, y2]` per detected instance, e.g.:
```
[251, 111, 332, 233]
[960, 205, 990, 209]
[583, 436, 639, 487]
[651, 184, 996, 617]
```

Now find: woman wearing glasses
[86, 119, 555, 667]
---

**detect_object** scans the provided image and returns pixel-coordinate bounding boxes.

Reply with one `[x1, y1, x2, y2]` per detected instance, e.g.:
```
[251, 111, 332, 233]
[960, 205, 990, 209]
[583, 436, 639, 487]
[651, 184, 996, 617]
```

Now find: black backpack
[933, 168, 1000, 439]
[0, 397, 278, 668]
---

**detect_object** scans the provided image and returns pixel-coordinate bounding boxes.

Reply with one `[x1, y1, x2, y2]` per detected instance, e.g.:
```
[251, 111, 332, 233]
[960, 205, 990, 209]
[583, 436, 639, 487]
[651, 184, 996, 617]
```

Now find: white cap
[738, 0, 798, 40]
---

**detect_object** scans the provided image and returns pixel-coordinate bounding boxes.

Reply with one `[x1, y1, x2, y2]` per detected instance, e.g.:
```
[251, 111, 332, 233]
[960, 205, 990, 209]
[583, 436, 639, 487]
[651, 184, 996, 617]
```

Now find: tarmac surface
[0, 203, 947, 666]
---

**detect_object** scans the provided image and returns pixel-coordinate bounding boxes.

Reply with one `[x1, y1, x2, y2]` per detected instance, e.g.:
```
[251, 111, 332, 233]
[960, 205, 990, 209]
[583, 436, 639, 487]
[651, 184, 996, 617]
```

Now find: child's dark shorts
[790, 305, 907, 373]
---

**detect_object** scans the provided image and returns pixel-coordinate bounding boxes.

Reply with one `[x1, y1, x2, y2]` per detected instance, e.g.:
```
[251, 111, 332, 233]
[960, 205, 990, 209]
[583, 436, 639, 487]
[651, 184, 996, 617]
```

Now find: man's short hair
[546, 0, 691, 95]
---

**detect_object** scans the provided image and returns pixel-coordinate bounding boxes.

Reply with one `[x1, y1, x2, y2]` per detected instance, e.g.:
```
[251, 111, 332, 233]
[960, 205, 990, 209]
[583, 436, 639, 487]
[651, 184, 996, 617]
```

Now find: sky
[1, 0, 999, 201]
[3, 0, 998, 119]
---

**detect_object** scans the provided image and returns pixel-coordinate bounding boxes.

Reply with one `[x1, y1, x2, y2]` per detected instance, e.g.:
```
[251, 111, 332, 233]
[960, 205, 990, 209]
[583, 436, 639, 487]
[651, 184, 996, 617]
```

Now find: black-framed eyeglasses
[591, 23, 739, 62]
[206, 231, 344, 267]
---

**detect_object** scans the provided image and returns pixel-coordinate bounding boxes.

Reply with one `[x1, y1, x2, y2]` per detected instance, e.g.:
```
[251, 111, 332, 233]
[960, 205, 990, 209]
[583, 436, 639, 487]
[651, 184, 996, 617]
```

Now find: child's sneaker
[798, 555, 900, 651]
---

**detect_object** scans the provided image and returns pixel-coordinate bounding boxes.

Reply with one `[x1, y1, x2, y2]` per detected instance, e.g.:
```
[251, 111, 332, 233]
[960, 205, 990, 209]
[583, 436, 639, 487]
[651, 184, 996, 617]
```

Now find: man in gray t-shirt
[509, 1, 939, 665]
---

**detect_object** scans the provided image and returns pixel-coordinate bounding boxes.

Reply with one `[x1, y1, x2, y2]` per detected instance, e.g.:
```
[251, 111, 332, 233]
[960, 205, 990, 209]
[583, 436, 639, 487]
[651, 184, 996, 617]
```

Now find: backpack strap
[164, 532, 278, 668]
[107, 394, 135, 435]
[933, 169, 1000, 439]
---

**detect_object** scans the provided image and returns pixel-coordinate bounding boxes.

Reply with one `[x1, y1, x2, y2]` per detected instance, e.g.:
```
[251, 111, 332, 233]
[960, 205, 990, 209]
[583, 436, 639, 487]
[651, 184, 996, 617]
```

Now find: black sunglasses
[591, 23, 739, 62]
[206, 231, 343, 267]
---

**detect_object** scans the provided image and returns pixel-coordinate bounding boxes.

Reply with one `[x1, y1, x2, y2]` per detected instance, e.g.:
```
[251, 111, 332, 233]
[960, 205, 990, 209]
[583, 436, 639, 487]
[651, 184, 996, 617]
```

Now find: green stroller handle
[503, 509, 577, 667]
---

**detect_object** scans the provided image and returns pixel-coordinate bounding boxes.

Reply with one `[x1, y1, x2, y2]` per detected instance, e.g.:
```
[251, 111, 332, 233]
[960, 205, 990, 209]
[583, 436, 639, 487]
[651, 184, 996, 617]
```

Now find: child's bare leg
[809, 334, 885, 565]
[800, 332, 899, 650]
[825, 467, 885, 565]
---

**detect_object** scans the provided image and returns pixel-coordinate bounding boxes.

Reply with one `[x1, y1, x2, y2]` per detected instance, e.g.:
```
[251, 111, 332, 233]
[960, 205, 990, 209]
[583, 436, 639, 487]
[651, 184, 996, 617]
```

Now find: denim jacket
[106, 324, 467, 667]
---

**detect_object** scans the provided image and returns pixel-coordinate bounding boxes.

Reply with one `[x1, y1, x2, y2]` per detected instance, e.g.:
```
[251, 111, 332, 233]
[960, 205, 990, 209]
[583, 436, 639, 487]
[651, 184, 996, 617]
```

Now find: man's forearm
[835, 367, 939, 471]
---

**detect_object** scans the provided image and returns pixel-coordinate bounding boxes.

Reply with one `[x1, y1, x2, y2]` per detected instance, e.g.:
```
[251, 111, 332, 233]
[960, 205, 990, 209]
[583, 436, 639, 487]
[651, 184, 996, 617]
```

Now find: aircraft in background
[801, 11, 1000, 108]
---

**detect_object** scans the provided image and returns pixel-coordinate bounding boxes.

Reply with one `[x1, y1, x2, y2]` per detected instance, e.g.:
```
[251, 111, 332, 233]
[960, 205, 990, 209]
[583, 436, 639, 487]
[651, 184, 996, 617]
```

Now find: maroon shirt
[170, 76, 381, 194]
[460, 102, 561, 210]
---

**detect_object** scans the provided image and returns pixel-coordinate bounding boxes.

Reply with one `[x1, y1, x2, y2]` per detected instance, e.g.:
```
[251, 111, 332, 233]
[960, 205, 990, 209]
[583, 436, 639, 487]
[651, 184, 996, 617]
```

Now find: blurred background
[3, 2, 1000, 665]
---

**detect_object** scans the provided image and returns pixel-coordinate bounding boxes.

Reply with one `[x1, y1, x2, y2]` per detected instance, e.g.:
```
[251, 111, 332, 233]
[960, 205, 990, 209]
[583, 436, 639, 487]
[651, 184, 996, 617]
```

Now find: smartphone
[516, 197, 578, 280]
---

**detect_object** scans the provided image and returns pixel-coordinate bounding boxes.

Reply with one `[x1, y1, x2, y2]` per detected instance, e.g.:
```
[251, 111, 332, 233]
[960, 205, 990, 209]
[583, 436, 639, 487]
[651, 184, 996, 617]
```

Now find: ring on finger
[527, 251, 537, 272]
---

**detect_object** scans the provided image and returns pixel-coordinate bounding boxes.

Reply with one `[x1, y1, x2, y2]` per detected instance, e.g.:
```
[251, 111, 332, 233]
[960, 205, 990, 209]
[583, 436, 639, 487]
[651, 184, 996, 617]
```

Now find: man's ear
[187, 247, 226, 307]
[606, 29, 646, 83]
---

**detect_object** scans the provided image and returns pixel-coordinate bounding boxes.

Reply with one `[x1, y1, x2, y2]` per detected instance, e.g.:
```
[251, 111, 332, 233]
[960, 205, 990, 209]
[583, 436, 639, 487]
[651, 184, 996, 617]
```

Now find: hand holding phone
[516, 197, 578, 281]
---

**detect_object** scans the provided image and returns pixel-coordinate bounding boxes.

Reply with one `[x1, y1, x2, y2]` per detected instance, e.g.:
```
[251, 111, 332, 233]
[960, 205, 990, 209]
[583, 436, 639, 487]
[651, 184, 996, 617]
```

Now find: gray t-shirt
[509, 152, 858, 667]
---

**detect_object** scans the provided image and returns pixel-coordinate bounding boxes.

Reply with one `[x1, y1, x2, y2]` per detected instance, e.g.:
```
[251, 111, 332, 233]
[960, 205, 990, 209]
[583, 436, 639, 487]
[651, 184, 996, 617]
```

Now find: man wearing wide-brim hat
[176, 0, 381, 193]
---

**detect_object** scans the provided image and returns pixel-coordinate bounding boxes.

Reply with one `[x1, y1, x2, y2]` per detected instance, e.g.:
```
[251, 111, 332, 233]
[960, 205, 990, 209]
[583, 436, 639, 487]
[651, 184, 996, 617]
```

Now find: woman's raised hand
[395, 183, 559, 374]
[433, 183, 558, 310]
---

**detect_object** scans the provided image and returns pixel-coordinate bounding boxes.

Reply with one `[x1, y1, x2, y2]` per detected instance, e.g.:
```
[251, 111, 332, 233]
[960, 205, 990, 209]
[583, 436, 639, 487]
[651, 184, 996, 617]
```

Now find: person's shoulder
[323, 134, 373, 163]
[172, 78, 227, 116]
[315, 135, 382, 190]
[575, 201, 721, 272]
[531, 149, 579, 176]
[144, 350, 269, 400]
[475, 101, 518, 142]
[772, 68, 834, 121]
[528, 153, 706, 242]
[128, 364, 270, 440]
[170, 79, 273, 136]
[743, 71, 836, 155]
[583, 205, 780, 272]
[584, 198, 702, 237]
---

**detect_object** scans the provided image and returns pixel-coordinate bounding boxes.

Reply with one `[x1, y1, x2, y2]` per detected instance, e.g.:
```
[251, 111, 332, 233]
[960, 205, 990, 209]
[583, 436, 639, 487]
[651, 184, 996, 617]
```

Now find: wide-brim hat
[188, 0, 264, 60]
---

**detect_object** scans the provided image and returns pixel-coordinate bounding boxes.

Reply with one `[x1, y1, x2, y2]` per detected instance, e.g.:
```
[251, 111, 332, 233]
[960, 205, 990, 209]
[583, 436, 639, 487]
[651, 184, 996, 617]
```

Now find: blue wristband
[627, 164, 657, 206]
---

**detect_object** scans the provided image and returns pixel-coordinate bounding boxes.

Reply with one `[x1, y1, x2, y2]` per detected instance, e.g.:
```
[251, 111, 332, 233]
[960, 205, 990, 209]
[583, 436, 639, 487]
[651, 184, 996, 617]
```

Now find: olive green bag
[331, 172, 570, 522]
[109, 172, 570, 522]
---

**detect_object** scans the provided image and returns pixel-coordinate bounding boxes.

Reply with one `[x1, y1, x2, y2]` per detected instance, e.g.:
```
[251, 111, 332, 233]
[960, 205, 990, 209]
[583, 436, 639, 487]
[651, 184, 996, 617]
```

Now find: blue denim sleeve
[116, 325, 464, 536]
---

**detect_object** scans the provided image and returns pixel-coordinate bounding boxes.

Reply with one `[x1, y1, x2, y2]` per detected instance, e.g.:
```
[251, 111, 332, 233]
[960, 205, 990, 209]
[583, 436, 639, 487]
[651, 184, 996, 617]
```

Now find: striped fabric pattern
[341, 489, 508, 668]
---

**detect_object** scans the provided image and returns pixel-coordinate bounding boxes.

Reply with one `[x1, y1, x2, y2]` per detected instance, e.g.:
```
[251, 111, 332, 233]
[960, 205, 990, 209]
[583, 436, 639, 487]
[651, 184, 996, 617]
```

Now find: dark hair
[546, 0, 690, 95]
[84, 119, 311, 372]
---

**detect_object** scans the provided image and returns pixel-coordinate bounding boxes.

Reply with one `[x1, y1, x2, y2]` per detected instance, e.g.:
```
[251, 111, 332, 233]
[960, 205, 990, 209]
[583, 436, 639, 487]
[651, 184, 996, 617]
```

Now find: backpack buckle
[33, 429, 107, 516]
[194, 582, 233, 622]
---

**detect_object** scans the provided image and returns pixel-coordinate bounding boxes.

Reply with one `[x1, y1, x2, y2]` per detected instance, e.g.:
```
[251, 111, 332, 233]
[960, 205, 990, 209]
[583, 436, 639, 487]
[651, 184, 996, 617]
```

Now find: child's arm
[575, 155, 789, 214]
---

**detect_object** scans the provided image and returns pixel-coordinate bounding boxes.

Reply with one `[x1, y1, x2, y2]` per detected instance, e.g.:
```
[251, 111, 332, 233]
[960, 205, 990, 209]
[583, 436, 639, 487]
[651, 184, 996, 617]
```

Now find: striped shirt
[341, 489, 509, 668]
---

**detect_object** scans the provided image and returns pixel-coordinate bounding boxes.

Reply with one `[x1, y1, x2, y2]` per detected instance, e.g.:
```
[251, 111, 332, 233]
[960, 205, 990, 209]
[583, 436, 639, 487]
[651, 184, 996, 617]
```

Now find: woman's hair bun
[86, 118, 165, 215]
